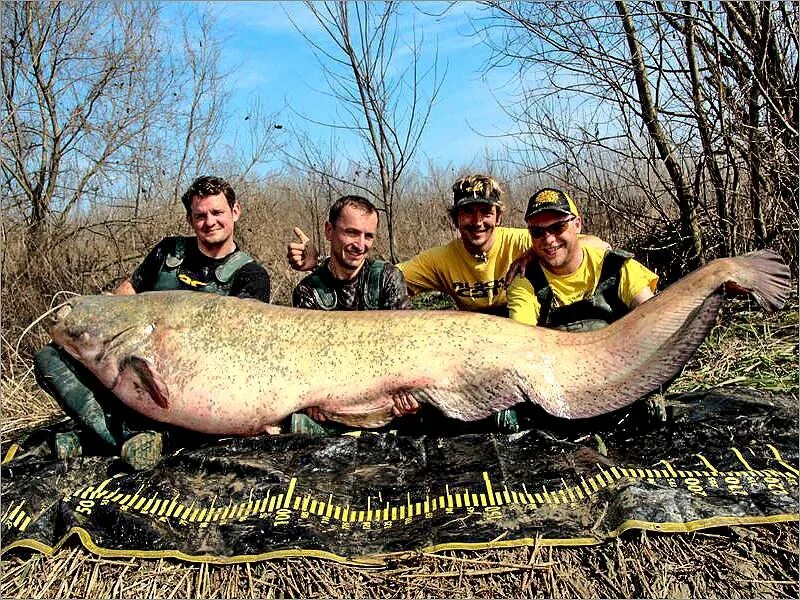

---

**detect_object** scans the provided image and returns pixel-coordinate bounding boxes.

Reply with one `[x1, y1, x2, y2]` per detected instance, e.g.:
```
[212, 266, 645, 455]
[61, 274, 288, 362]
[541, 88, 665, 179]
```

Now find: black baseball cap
[524, 188, 580, 220]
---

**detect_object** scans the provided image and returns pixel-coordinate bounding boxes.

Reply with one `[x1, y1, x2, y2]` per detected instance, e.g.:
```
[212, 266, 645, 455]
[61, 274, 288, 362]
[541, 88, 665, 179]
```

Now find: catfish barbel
[43, 251, 790, 435]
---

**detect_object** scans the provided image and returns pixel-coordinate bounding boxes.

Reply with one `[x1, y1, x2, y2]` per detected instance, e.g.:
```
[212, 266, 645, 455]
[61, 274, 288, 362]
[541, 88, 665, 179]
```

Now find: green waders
[33, 344, 163, 469]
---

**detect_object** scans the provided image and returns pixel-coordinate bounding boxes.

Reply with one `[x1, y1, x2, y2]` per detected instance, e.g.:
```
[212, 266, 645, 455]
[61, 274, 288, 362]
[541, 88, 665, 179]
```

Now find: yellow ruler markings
[283, 479, 297, 508]
[563, 481, 576, 503]
[4, 501, 22, 523]
[13, 511, 26, 528]
[90, 478, 114, 499]
[659, 460, 678, 477]
[601, 467, 614, 485]
[482, 472, 496, 505]
[730, 448, 755, 471]
[141, 496, 156, 513]
[766, 444, 800, 476]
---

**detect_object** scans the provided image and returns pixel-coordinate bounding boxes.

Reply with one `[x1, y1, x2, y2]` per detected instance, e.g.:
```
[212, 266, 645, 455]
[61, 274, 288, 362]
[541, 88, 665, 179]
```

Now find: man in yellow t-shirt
[288, 174, 608, 317]
[507, 188, 658, 330]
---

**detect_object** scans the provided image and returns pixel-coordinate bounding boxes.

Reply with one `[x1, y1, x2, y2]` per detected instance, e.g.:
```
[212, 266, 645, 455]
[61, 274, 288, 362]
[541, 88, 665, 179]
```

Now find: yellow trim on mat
[2, 513, 798, 566]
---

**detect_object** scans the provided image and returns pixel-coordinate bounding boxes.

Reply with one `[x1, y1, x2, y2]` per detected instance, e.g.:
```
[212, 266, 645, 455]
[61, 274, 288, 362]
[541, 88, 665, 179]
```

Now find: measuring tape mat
[2, 388, 798, 565]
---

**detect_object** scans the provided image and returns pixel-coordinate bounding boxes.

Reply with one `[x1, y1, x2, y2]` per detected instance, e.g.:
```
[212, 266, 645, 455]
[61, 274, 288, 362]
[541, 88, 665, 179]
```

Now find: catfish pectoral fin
[118, 356, 170, 409]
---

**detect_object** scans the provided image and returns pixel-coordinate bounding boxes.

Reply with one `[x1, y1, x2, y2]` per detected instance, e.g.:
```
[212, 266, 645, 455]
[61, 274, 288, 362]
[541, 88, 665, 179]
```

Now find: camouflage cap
[452, 175, 505, 211]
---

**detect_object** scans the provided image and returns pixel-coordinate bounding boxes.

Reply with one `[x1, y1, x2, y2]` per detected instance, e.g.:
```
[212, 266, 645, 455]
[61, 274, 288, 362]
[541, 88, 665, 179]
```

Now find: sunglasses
[528, 216, 576, 239]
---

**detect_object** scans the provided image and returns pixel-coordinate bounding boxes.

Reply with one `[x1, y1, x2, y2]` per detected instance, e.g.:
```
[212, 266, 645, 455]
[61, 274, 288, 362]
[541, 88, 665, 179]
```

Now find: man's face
[325, 204, 378, 277]
[187, 192, 240, 252]
[455, 203, 500, 255]
[527, 211, 582, 274]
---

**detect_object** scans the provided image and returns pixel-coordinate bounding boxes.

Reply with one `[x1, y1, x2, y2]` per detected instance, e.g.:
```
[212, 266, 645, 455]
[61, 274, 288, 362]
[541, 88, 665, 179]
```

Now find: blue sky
[167, 1, 519, 172]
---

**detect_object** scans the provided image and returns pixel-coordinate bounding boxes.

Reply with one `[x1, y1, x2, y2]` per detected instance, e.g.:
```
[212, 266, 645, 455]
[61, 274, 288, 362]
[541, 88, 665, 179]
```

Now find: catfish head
[44, 294, 165, 405]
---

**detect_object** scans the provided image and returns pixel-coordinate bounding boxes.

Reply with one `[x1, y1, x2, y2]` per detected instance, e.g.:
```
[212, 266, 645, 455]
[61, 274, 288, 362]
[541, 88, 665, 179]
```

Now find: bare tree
[289, 1, 444, 262]
[476, 1, 797, 274]
[0, 2, 177, 252]
[0, 2, 280, 256]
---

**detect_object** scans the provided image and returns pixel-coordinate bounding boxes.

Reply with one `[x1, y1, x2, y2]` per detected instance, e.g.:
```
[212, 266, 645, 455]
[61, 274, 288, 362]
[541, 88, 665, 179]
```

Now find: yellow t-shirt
[397, 227, 531, 312]
[507, 244, 658, 326]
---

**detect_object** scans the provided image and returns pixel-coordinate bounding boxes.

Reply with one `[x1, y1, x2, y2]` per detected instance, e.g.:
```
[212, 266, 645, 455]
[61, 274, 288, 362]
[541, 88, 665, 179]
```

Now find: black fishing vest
[524, 248, 633, 332]
[154, 237, 254, 295]
[306, 259, 388, 310]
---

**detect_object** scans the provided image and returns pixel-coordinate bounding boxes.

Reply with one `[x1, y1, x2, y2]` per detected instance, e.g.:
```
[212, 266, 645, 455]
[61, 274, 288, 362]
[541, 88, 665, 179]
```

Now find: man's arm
[112, 239, 170, 295]
[230, 263, 271, 302]
[380, 263, 412, 309]
[396, 248, 447, 297]
[506, 277, 540, 326]
[630, 286, 655, 307]
[620, 259, 659, 308]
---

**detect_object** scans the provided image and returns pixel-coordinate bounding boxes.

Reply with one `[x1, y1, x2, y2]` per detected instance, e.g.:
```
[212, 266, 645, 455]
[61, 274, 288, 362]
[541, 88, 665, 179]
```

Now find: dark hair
[181, 176, 236, 215]
[328, 195, 379, 226]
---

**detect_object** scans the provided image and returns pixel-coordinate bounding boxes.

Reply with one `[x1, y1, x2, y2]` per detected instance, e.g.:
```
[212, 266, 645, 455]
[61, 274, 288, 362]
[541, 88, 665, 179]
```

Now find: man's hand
[287, 227, 319, 272]
[392, 393, 421, 417]
[113, 279, 137, 295]
[305, 406, 327, 422]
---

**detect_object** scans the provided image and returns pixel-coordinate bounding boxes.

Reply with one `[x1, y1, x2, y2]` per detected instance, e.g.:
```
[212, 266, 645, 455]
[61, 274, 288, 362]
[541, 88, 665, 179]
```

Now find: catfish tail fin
[543, 250, 791, 420]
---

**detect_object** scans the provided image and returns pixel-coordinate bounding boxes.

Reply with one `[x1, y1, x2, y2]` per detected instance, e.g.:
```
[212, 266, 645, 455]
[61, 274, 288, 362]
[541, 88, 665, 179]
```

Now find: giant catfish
[43, 250, 790, 435]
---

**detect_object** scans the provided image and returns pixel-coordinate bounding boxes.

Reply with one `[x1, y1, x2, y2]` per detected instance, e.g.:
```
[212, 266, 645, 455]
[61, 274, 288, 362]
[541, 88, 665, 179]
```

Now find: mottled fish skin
[43, 250, 790, 435]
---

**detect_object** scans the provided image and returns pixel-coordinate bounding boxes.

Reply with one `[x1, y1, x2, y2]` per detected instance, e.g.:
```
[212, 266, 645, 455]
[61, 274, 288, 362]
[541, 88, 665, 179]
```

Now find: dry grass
[1, 525, 798, 599]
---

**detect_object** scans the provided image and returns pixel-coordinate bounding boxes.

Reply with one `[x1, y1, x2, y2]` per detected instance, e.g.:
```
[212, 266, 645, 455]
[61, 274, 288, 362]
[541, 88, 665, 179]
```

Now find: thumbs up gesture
[287, 227, 319, 271]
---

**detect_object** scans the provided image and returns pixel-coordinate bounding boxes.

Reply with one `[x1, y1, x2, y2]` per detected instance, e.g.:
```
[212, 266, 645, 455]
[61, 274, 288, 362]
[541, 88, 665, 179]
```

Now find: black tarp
[1, 387, 798, 565]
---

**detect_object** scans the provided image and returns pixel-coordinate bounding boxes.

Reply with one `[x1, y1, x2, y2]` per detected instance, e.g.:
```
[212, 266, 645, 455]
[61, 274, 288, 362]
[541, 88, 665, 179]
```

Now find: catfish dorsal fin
[120, 356, 170, 409]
